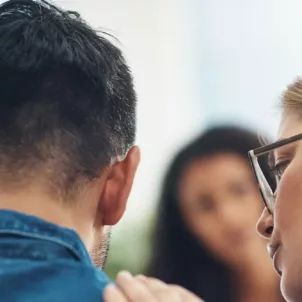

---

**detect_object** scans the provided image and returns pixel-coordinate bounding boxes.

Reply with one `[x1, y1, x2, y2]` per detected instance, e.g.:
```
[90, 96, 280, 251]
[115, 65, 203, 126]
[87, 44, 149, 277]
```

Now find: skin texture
[257, 110, 302, 302]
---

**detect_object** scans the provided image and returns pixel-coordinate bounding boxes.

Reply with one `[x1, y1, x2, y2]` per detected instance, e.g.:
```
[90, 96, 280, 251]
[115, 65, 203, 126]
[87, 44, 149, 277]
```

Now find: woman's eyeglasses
[248, 133, 302, 214]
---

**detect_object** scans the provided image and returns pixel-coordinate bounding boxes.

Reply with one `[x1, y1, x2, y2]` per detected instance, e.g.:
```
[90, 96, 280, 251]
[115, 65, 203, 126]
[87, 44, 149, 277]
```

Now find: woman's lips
[269, 244, 282, 276]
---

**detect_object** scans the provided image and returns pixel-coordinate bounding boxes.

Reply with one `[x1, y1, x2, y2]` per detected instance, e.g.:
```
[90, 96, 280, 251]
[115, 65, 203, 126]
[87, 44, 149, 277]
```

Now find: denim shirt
[0, 210, 111, 301]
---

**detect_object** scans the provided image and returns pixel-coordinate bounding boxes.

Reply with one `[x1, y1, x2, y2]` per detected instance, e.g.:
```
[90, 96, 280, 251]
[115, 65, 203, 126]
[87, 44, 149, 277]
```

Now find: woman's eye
[271, 160, 290, 180]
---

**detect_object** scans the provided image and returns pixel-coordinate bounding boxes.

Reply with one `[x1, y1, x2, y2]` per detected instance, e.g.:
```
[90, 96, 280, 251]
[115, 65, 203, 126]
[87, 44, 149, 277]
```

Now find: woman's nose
[256, 208, 274, 239]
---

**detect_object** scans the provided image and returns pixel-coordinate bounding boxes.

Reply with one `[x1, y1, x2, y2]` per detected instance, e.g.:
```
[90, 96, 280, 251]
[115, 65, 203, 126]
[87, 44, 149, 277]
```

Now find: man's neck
[0, 191, 70, 223]
[0, 188, 93, 244]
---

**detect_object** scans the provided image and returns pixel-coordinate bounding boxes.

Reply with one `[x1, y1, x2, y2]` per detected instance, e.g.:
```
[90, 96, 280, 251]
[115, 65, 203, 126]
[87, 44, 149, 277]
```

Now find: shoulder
[48, 260, 111, 296]
[25, 259, 111, 301]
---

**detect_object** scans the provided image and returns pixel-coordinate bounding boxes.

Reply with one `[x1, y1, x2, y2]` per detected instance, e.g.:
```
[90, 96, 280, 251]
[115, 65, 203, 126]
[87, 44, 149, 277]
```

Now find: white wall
[198, 0, 302, 138]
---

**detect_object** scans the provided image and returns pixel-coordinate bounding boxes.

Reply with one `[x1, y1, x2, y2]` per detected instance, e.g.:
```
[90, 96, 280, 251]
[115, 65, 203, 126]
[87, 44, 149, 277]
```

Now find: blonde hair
[282, 77, 302, 109]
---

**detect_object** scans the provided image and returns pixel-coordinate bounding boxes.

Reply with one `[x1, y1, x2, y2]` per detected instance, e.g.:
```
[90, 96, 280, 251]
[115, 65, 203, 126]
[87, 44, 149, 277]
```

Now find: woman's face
[179, 153, 264, 265]
[257, 110, 302, 302]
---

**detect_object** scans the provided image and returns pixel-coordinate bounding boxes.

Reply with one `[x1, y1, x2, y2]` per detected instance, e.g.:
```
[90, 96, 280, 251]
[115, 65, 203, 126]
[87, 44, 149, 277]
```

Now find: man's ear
[99, 146, 140, 225]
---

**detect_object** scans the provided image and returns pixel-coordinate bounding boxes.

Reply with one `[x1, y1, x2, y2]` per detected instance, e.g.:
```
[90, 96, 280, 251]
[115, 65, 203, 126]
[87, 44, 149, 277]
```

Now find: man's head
[0, 0, 140, 266]
[256, 78, 302, 301]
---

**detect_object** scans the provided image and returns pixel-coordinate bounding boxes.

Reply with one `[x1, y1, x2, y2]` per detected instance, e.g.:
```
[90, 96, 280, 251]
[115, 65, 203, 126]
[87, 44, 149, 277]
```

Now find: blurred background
[54, 0, 302, 280]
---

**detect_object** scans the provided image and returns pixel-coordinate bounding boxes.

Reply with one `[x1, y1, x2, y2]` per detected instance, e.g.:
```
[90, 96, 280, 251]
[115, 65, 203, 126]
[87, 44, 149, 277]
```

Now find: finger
[152, 289, 182, 302]
[135, 276, 168, 290]
[134, 276, 182, 302]
[169, 285, 204, 301]
[135, 274, 149, 283]
[136, 276, 203, 302]
[115, 271, 156, 301]
[103, 284, 127, 302]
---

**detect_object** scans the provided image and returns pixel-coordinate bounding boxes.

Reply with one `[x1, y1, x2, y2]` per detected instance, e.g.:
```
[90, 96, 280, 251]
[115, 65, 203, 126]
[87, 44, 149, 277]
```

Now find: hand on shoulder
[103, 271, 203, 301]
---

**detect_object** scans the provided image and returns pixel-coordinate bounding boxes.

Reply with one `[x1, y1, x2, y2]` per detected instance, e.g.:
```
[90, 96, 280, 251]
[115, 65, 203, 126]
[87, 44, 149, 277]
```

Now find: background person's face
[257, 111, 302, 302]
[179, 153, 264, 265]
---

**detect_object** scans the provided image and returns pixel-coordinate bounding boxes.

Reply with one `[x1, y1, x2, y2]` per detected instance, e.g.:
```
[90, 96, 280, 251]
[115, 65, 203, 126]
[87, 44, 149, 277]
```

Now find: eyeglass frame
[248, 133, 302, 214]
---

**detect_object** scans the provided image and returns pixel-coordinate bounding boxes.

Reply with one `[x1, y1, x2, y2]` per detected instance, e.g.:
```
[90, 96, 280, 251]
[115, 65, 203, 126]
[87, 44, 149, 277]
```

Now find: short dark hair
[0, 0, 136, 200]
[147, 125, 273, 302]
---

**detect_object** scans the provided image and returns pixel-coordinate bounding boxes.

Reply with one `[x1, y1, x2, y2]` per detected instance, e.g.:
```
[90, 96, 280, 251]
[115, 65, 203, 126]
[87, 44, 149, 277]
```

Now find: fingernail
[118, 270, 133, 280]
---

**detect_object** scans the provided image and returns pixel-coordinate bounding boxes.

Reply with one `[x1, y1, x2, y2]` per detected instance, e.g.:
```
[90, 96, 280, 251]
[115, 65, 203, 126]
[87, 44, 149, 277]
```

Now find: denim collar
[0, 209, 92, 265]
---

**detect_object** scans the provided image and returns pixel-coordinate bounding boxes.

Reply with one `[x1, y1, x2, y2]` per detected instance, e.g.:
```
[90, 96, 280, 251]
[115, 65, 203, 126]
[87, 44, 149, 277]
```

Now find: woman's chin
[280, 268, 302, 302]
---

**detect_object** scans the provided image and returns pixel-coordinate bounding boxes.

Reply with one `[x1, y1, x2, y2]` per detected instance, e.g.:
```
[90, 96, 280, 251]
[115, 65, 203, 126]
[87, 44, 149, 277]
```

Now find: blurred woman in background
[147, 125, 283, 302]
